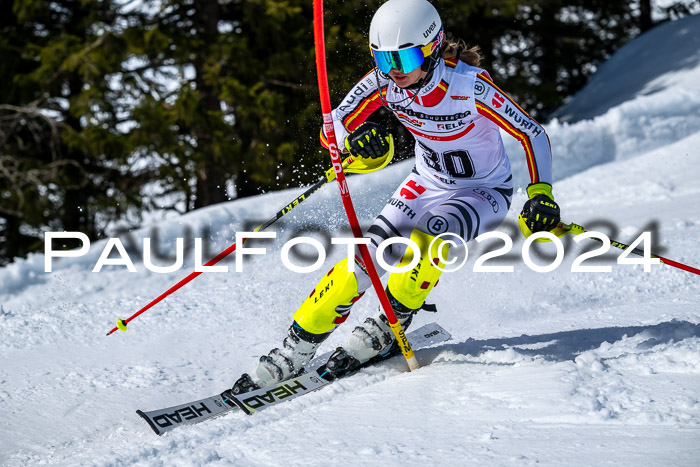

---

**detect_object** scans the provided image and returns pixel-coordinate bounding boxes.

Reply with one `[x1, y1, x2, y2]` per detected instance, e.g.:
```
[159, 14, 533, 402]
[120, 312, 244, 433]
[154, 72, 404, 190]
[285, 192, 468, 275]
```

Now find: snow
[1, 15, 699, 466]
[551, 13, 700, 124]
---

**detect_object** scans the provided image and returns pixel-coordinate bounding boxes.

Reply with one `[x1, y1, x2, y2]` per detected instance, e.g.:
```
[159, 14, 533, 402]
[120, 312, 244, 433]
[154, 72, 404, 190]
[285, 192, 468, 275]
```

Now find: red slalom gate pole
[312, 0, 419, 370]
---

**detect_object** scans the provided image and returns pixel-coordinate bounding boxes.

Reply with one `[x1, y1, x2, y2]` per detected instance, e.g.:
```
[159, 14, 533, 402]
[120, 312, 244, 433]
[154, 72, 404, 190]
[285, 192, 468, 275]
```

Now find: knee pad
[387, 229, 448, 311]
[292, 257, 364, 335]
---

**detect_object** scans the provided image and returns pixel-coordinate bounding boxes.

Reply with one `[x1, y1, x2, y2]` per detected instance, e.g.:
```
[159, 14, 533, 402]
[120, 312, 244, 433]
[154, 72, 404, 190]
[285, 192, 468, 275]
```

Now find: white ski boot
[232, 322, 328, 394]
[326, 289, 423, 376]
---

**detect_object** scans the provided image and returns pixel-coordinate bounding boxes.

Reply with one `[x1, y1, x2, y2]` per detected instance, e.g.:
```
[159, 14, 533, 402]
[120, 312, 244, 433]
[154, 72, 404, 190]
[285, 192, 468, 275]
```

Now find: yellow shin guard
[292, 258, 363, 335]
[387, 229, 448, 310]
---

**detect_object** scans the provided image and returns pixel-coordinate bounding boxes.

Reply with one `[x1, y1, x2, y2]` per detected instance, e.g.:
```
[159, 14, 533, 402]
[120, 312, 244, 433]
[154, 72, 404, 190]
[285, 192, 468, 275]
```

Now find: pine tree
[2, 0, 689, 265]
[1, 0, 145, 262]
[120, 0, 327, 209]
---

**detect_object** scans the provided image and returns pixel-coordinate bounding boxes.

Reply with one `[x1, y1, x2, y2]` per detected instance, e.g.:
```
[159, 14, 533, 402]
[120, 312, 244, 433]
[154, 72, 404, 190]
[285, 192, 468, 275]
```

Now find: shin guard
[292, 257, 364, 335]
[387, 229, 448, 310]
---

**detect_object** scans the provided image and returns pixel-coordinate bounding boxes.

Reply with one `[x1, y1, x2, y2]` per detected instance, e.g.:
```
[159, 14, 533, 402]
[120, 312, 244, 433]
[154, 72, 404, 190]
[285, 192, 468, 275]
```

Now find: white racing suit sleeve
[473, 71, 553, 186]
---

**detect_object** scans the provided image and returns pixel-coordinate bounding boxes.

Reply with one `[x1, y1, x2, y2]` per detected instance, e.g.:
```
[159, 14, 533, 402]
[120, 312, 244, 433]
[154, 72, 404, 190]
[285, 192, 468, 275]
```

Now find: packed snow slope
[1, 15, 699, 467]
[552, 13, 700, 124]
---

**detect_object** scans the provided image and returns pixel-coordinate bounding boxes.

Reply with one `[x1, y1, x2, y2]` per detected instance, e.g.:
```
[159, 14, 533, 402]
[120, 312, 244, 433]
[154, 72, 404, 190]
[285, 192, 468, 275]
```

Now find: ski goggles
[371, 46, 428, 74]
[371, 29, 444, 74]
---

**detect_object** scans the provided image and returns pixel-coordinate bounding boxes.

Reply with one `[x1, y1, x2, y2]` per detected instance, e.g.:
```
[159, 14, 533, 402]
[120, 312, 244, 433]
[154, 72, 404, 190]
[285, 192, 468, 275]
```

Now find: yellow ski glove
[518, 183, 561, 237]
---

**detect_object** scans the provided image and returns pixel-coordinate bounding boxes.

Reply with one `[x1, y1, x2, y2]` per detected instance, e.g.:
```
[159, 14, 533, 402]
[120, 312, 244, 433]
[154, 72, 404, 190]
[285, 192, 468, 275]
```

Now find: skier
[231, 0, 561, 394]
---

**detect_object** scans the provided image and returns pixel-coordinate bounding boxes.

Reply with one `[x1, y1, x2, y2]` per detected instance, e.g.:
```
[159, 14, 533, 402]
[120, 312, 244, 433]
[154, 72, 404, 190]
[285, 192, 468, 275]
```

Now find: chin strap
[373, 68, 421, 109]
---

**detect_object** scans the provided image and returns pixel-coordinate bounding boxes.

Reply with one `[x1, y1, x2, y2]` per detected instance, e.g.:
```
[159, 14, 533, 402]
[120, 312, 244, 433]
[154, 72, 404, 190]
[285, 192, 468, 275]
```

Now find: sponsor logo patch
[427, 215, 449, 235]
[428, 30, 444, 53]
[389, 198, 417, 220]
[492, 92, 505, 109]
[473, 188, 500, 213]
[399, 180, 426, 200]
[423, 21, 437, 39]
[397, 112, 424, 127]
[503, 105, 542, 136]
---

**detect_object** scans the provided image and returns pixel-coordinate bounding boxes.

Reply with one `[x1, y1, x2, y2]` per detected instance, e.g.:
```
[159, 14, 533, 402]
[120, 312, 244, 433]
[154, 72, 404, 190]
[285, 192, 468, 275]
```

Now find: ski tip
[136, 409, 163, 436]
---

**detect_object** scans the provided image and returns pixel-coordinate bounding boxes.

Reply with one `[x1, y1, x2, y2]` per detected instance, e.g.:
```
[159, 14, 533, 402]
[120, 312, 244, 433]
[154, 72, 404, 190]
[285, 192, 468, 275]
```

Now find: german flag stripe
[438, 80, 449, 92]
[319, 127, 330, 149]
[342, 88, 386, 131]
[477, 72, 532, 119]
[444, 58, 458, 68]
[360, 68, 378, 81]
[476, 101, 539, 183]
[405, 121, 475, 142]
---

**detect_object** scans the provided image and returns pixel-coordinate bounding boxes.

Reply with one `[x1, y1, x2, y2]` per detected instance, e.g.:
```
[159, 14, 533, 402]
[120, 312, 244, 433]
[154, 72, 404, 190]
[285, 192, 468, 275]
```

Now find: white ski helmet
[369, 0, 444, 74]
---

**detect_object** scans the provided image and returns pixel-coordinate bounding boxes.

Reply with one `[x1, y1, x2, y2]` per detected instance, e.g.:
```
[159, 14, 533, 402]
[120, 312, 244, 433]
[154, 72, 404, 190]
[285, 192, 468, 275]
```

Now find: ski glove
[519, 183, 561, 236]
[344, 122, 392, 161]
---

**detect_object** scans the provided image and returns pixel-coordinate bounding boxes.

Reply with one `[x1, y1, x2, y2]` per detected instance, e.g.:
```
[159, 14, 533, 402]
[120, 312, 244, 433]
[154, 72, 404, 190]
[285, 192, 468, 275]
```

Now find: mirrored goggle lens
[372, 47, 425, 74]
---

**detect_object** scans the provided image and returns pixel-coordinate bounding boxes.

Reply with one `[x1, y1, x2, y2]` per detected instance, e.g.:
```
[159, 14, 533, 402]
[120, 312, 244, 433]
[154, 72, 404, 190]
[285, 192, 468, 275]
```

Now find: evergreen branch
[0, 102, 62, 161]
[263, 78, 309, 91]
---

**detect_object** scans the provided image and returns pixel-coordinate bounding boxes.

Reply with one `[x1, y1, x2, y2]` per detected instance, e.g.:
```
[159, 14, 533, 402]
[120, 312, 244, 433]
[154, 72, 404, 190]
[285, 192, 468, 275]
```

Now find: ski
[228, 322, 451, 415]
[137, 322, 450, 435]
[136, 392, 234, 436]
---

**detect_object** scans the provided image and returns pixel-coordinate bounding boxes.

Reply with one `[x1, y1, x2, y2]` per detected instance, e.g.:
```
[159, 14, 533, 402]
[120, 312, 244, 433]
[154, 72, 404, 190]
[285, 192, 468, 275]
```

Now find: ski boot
[231, 321, 328, 394]
[325, 228, 446, 377]
[325, 288, 423, 377]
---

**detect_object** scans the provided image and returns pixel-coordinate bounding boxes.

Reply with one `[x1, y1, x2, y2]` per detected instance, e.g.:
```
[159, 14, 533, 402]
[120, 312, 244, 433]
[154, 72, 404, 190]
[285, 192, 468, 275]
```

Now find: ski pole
[549, 221, 700, 276]
[313, 0, 419, 371]
[106, 156, 359, 336]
